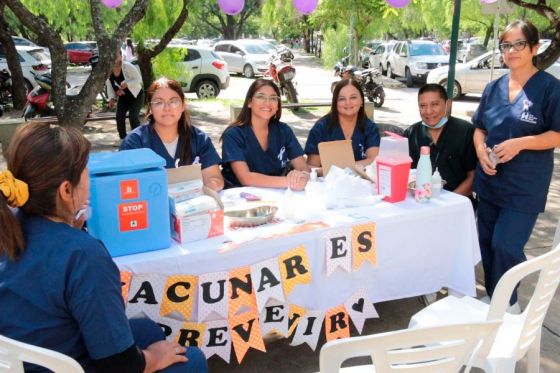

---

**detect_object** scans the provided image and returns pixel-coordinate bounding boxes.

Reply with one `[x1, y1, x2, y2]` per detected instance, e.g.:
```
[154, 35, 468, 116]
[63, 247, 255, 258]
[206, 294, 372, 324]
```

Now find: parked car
[170, 45, 230, 98]
[368, 42, 395, 75]
[0, 45, 51, 92]
[214, 40, 273, 78]
[386, 40, 449, 87]
[427, 50, 560, 99]
[64, 41, 97, 65]
[11, 36, 39, 47]
[359, 40, 382, 68]
[456, 43, 487, 63]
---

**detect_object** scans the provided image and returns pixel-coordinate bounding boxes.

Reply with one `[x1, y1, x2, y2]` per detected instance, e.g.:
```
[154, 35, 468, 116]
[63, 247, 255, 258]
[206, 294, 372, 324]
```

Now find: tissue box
[168, 165, 224, 243]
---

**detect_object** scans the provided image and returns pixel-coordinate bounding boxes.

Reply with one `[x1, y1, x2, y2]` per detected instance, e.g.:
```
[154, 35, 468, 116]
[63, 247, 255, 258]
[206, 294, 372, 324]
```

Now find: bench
[230, 101, 375, 122]
[28, 112, 120, 125]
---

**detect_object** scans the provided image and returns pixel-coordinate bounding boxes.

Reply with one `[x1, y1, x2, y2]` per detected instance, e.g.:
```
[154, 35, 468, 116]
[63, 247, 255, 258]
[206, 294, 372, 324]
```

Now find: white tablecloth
[115, 188, 480, 312]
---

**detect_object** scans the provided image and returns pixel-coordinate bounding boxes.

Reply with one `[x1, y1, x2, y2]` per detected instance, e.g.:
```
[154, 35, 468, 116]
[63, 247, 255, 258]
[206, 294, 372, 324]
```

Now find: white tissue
[323, 166, 376, 209]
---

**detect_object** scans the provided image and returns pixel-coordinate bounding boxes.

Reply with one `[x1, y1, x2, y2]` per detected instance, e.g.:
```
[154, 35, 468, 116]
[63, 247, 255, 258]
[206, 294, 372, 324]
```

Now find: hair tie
[0, 170, 29, 208]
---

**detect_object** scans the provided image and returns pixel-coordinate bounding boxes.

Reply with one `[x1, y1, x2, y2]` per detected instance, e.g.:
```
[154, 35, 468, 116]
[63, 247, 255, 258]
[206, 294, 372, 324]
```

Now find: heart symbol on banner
[352, 298, 365, 313]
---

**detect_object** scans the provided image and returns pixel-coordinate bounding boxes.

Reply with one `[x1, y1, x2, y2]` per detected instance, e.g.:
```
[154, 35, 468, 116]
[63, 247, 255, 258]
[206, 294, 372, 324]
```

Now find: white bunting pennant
[202, 320, 232, 363]
[198, 271, 229, 322]
[250, 258, 285, 312]
[126, 273, 166, 320]
[259, 299, 289, 337]
[290, 310, 325, 351]
[344, 289, 379, 334]
[325, 228, 352, 276]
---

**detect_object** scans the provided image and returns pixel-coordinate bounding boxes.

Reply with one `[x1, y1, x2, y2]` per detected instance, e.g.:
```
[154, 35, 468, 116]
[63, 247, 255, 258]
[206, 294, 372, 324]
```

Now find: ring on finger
[175, 346, 182, 354]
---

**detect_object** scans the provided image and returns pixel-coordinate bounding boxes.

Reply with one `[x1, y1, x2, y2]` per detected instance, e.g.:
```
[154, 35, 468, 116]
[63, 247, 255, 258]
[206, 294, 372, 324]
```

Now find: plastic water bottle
[415, 146, 432, 202]
[283, 187, 296, 221]
[431, 168, 442, 199]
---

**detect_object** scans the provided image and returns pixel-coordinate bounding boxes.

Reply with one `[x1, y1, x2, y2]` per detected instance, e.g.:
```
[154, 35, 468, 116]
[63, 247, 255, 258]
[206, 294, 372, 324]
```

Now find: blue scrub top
[472, 71, 560, 213]
[304, 115, 381, 161]
[0, 214, 134, 372]
[120, 123, 221, 169]
[221, 121, 304, 187]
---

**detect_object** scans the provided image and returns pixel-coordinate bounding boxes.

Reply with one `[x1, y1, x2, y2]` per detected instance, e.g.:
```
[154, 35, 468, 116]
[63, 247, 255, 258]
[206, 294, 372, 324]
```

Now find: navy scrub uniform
[221, 121, 305, 188]
[120, 123, 221, 169]
[472, 71, 560, 303]
[304, 115, 381, 161]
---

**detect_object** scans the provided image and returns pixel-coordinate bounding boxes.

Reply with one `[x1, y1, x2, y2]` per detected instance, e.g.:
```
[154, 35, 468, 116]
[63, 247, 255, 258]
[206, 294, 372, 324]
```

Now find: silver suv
[386, 40, 449, 87]
[214, 40, 273, 78]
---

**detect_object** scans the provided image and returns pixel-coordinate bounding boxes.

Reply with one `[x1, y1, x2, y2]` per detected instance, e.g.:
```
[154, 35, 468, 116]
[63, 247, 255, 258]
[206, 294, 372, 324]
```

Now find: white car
[214, 40, 273, 78]
[0, 45, 51, 91]
[386, 40, 449, 87]
[368, 42, 395, 75]
[427, 50, 560, 100]
[168, 45, 230, 98]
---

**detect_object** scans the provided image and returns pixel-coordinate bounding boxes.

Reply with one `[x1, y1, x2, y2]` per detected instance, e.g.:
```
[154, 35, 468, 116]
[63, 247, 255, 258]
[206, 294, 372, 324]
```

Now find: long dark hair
[146, 77, 192, 165]
[500, 20, 540, 67]
[325, 79, 367, 133]
[0, 122, 90, 260]
[220, 79, 282, 141]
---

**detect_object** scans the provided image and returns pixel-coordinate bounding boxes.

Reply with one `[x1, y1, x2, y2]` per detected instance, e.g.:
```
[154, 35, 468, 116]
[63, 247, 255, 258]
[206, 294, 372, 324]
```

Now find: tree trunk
[0, 9, 26, 110]
[137, 51, 153, 98]
[483, 24, 492, 48]
[225, 16, 235, 39]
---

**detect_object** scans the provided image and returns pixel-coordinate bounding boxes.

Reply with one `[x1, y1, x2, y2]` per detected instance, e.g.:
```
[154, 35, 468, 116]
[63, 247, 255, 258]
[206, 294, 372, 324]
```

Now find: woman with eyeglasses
[472, 20, 560, 311]
[221, 79, 310, 190]
[305, 79, 380, 170]
[120, 77, 224, 191]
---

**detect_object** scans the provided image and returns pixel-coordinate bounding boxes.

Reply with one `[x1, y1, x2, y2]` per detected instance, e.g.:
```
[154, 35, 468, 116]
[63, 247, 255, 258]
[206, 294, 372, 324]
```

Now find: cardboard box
[168, 165, 224, 243]
[318, 140, 373, 182]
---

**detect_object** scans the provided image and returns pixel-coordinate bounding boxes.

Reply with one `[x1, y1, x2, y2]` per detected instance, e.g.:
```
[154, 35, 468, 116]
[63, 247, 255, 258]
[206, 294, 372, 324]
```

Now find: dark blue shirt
[221, 121, 304, 187]
[304, 115, 380, 161]
[472, 71, 560, 213]
[0, 214, 133, 372]
[120, 123, 221, 169]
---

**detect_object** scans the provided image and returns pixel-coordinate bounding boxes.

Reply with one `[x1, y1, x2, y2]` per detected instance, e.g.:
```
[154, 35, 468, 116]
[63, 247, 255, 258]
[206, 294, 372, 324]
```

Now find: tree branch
[145, 0, 189, 59]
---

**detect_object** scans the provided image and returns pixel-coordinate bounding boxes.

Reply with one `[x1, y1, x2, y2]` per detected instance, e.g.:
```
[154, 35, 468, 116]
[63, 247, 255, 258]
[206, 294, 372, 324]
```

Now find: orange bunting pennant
[174, 321, 207, 348]
[229, 266, 257, 318]
[120, 271, 132, 305]
[278, 245, 312, 296]
[160, 275, 197, 320]
[288, 304, 307, 337]
[352, 223, 376, 270]
[229, 310, 266, 363]
[325, 305, 350, 342]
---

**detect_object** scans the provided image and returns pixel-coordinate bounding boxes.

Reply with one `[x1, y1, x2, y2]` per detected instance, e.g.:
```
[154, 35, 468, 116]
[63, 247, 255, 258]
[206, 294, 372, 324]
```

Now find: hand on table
[287, 170, 309, 191]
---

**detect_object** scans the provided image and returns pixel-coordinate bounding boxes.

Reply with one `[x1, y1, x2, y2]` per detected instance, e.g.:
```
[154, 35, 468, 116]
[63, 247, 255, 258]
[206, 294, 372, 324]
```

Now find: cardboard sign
[319, 140, 355, 176]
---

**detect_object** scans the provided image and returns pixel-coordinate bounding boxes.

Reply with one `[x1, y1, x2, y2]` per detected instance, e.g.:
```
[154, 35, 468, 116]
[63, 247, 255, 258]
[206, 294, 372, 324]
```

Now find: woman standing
[221, 79, 310, 190]
[0, 122, 207, 372]
[107, 50, 144, 140]
[472, 20, 560, 309]
[121, 77, 224, 192]
[305, 79, 380, 168]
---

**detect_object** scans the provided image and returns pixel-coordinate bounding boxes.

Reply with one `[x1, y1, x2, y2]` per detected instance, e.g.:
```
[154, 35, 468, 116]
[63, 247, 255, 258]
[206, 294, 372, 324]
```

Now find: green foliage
[151, 47, 191, 84]
[321, 25, 350, 68]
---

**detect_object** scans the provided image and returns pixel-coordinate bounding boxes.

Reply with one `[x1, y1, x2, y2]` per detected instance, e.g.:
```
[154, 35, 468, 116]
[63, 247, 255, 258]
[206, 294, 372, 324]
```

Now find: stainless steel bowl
[224, 205, 278, 227]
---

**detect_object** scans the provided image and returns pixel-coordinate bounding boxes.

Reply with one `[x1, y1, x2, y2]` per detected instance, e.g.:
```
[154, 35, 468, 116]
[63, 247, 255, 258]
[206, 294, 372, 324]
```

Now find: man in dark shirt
[404, 84, 477, 199]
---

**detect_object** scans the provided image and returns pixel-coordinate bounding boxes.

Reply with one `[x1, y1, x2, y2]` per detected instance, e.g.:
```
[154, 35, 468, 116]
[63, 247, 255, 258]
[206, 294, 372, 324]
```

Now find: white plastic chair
[319, 320, 501, 373]
[0, 334, 84, 373]
[409, 240, 560, 373]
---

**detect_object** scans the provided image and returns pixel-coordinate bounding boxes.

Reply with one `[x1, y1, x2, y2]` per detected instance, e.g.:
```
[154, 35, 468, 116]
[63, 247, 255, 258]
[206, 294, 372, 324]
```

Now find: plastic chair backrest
[480, 242, 560, 359]
[319, 320, 501, 373]
[0, 335, 84, 373]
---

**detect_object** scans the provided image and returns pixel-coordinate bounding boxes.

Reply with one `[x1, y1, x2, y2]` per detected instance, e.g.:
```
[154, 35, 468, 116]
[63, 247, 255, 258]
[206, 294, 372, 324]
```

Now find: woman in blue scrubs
[472, 20, 560, 310]
[0, 123, 207, 372]
[305, 79, 381, 168]
[121, 77, 224, 191]
[221, 79, 310, 190]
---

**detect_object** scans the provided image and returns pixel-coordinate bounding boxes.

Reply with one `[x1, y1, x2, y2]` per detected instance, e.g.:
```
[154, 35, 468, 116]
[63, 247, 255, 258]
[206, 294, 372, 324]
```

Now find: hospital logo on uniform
[520, 99, 537, 124]
[277, 146, 287, 167]
[359, 144, 366, 159]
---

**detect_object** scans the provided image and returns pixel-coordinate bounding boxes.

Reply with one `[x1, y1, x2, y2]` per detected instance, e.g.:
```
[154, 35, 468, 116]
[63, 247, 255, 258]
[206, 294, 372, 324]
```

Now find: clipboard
[318, 140, 373, 182]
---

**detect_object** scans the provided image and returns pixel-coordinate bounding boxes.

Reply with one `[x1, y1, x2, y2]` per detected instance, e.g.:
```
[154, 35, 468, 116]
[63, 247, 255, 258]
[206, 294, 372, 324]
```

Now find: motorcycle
[0, 69, 12, 104]
[332, 60, 385, 108]
[22, 71, 55, 120]
[264, 50, 298, 104]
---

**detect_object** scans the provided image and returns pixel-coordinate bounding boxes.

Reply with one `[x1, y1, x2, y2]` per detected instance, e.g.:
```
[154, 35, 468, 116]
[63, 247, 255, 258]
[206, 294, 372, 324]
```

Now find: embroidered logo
[192, 156, 200, 165]
[359, 143, 366, 159]
[520, 99, 537, 124]
[277, 146, 287, 167]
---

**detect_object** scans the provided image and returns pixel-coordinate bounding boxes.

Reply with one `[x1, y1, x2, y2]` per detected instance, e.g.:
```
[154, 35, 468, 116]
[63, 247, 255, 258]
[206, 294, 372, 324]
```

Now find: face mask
[421, 116, 448, 129]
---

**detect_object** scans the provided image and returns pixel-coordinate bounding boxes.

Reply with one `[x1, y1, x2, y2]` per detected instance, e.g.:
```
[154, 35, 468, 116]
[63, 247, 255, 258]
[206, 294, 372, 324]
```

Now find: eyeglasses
[253, 93, 280, 104]
[150, 98, 183, 109]
[499, 40, 528, 53]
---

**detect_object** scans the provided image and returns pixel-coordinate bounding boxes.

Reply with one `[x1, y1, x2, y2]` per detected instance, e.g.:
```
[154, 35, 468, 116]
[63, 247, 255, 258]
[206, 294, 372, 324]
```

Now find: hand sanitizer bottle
[283, 187, 296, 221]
[431, 168, 442, 198]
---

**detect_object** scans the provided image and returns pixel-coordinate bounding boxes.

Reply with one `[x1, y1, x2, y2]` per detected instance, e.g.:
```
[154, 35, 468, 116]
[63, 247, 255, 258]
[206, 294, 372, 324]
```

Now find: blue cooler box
[88, 149, 171, 257]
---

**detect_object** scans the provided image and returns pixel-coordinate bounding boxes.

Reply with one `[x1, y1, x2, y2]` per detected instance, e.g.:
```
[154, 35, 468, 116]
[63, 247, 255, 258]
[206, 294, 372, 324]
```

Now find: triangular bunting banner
[344, 289, 379, 334]
[198, 271, 229, 322]
[288, 304, 308, 337]
[259, 299, 289, 337]
[229, 310, 266, 364]
[120, 271, 132, 306]
[202, 319, 232, 363]
[290, 310, 324, 351]
[251, 257, 285, 312]
[160, 274, 197, 320]
[126, 273, 166, 320]
[175, 321, 206, 348]
[352, 222, 377, 270]
[228, 266, 257, 317]
[278, 245, 312, 296]
[325, 228, 352, 276]
[325, 305, 350, 342]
